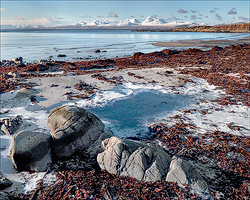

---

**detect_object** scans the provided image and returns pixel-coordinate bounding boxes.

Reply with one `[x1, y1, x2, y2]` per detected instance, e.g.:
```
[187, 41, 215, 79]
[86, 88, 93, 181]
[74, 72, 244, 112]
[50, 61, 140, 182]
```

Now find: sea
[0, 29, 247, 62]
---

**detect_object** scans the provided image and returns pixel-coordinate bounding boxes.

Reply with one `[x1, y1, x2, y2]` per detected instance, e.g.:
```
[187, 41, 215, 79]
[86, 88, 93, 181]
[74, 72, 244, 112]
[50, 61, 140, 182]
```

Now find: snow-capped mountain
[15, 24, 45, 29]
[140, 16, 167, 26]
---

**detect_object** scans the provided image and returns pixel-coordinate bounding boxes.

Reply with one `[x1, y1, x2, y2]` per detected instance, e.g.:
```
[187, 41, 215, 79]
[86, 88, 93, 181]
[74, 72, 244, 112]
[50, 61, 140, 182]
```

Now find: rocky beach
[0, 38, 250, 200]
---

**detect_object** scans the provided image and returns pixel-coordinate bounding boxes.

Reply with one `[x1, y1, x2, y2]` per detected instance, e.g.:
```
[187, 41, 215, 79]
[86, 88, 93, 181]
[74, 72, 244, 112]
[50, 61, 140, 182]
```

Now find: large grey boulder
[1, 115, 22, 135]
[0, 172, 13, 190]
[47, 105, 105, 159]
[97, 137, 171, 182]
[166, 156, 208, 191]
[9, 131, 52, 172]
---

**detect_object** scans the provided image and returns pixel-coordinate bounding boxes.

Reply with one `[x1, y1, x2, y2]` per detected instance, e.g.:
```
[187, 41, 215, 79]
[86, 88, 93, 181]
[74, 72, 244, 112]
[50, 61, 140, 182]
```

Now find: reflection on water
[1, 29, 246, 62]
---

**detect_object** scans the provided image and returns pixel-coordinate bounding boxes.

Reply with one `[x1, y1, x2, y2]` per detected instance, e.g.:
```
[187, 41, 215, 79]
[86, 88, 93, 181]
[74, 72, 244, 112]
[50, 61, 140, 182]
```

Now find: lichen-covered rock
[166, 156, 208, 191]
[97, 137, 171, 182]
[0, 172, 12, 190]
[9, 131, 52, 172]
[47, 105, 105, 159]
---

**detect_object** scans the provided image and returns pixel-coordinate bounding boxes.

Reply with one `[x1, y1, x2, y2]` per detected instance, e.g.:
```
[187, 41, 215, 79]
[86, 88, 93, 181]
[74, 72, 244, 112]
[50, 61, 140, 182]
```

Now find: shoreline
[153, 35, 250, 48]
[1, 42, 250, 199]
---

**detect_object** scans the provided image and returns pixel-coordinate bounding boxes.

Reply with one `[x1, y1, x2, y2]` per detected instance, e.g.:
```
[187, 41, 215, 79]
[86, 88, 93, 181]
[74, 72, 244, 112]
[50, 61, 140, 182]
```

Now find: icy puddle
[1, 78, 249, 194]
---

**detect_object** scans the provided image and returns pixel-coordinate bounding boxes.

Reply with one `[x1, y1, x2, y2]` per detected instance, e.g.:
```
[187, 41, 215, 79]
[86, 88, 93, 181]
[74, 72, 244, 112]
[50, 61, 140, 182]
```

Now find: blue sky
[1, 1, 249, 27]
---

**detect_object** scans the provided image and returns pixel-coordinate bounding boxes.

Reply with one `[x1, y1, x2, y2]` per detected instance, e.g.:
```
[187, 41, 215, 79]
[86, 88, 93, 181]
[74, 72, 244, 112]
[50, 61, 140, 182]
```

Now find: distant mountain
[140, 16, 167, 26]
[2, 16, 248, 31]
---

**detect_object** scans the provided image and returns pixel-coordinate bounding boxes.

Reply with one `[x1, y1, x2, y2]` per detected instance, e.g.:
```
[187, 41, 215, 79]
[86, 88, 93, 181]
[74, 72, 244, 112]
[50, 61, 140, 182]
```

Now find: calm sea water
[0, 29, 247, 62]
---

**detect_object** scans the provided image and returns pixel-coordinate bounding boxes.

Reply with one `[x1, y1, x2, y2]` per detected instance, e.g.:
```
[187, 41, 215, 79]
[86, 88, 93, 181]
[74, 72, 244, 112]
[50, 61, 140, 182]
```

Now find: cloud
[205, 15, 209, 18]
[0, 8, 5, 11]
[184, 16, 188, 18]
[177, 9, 188, 14]
[17, 17, 24, 20]
[210, 10, 215, 13]
[215, 13, 222, 20]
[190, 10, 196, 13]
[232, 16, 249, 23]
[198, 14, 203, 16]
[168, 16, 180, 21]
[108, 12, 118, 17]
[130, 16, 135, 18]
[97, 15, 104, 18]
[228, 7, 237, 14]
[151, 15, 158, 19]
[190, 15, 197, 20]
[80, 15, 91, 18]
[55, 17, 63, 20]
[213, 7, 219, 10]
[140, 15, 144, 18]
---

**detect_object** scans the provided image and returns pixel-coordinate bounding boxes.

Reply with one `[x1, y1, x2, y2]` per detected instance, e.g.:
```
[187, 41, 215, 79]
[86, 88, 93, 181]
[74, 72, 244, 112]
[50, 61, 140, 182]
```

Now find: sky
[1, 1, 249, 27]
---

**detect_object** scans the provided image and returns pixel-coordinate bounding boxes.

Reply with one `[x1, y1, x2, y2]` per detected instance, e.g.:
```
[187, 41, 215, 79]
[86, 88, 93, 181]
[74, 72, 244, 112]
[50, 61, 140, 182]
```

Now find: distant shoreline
[153, 36, 250, 48]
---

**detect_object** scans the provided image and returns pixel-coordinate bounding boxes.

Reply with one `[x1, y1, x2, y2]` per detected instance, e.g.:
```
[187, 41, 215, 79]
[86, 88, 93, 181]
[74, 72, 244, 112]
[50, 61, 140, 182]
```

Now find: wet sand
[153, 36, 250, 48]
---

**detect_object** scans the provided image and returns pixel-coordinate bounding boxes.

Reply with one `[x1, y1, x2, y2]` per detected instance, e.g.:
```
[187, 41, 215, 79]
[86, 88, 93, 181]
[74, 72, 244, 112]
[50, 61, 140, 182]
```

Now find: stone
[95, 50, 101, 53]
[47, 105, 105, 159]
[7, 72, 20, 79]
[97, 137, 171, 182]
[0, 191, 10, 200]
[12, 57, 23, 62]
[9, 130, 52, 172]
[57, 54, 66, 57]
[0, 172, 13, 190]
[166, 156, 208, 191]
[1, 115, 23, 135]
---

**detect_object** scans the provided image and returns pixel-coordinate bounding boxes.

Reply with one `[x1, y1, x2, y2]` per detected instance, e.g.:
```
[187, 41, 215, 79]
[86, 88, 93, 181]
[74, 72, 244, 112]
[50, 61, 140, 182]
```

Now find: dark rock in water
[9, 130, 52, 172]
[97, 137, 172, 182]
[57, 54, 66, 57]
[0, 172, 13, 190]
[47, 105, 105, 159]
[12, 57, 23, 62]
[0, 115, 23, 135]
[95, 50, 101, 53]
[30, 95, 36, 102]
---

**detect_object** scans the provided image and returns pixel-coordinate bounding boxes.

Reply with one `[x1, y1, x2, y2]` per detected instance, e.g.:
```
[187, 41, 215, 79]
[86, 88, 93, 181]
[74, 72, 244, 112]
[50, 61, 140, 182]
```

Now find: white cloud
[0, 8, 5, 11]
[17, 17, 24, 20]
[108, 12, 118, 17]
[232, 16, 249, 23]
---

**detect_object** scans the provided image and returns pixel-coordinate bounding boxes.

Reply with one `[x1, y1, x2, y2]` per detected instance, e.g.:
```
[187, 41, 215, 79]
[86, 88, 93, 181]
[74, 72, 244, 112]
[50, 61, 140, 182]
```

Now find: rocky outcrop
[0, 191, 10, 200]
[47, 105, 105, 159]
[166, 156, 208, 191]
[9, 130, 52, 172]
[0, 172, 13, 190]
[1, 115, 22, 135]
[97, 137, 171, 182]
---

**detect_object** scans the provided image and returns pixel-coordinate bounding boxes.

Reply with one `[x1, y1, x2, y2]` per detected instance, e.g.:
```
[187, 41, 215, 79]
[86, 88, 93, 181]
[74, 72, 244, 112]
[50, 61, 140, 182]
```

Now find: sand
[153, 36, 250, 48]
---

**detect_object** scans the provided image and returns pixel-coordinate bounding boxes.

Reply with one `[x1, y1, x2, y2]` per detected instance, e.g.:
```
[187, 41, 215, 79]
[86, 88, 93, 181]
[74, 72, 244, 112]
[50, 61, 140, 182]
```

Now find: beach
[0, 37, 250, 199]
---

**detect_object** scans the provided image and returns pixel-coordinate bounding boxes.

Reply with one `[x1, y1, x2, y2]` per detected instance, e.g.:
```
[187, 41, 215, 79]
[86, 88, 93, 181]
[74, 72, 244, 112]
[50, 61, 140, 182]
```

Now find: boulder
[97, 137, 171, 182]
[57, 54, 66, 57]
[7, 72, 20, 80]
[166, 156, 208, 191]
[47, 105, 105, 159]
[9, 131, 52, 172]
[0, 172, 13, 190]
[1, 115, 22, 135]
[0, 191, 10, 200]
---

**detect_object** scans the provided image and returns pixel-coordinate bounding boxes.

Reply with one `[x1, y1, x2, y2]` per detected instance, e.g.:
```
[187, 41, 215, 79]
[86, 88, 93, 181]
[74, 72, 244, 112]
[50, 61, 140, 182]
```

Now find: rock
[57, 54, 66, 57]
[9, 130, 52, 172]
[0, 191, 10, 200]
[47, 105, 105, 159]
[0, 172, 13, 190]
[166, 156, 208, 191]
[7, 72, 20, 79]
[97, 137, 171, 182]
[87, 131, 113, 156]
[1, 115, 23, 135]
[95, 50, 101, 53]
[12, 57, 23, 62]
